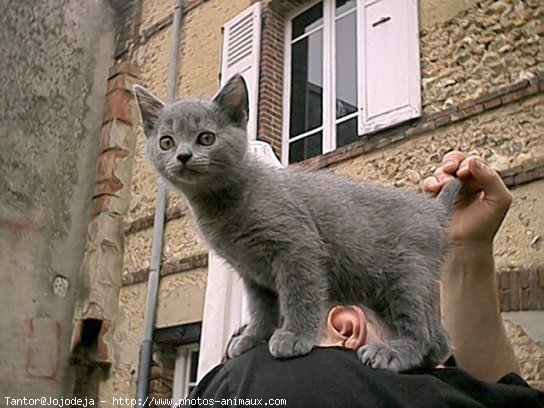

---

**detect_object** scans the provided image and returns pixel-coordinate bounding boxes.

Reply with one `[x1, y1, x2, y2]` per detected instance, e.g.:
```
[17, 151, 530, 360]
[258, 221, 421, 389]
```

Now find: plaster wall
[0, 0, 116, 397]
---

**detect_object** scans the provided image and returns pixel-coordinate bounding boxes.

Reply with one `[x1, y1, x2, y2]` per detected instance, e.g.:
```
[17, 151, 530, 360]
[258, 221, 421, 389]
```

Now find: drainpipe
[135, 0, 183, 406]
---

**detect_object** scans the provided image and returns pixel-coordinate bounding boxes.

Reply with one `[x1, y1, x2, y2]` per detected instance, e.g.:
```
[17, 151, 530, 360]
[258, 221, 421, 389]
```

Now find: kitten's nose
[177, 152, 193, 164]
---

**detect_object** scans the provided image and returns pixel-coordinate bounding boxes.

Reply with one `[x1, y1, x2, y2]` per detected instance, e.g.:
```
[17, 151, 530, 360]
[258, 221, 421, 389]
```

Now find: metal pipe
[135, 0, 184, 406]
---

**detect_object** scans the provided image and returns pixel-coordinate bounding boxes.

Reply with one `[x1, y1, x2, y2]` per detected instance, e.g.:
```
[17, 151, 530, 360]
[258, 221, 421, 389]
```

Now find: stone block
[99, 122, 113, 153]
[483, 97, 503, 110]
[100, 119, 135, 153]
[95, 149, 130, 187]
[500, 289, 511, 312]
[511, 272, 520, 311]
[107, 74, 128, 95]
[91, 196, 111, 217]
[108, 61, 139, 79]
[103, 89, 133, 125]
[94, 179, 123, 196]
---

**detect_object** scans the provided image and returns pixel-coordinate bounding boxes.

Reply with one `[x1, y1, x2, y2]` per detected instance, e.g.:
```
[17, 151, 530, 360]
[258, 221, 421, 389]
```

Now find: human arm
[423, 152, 520, 381]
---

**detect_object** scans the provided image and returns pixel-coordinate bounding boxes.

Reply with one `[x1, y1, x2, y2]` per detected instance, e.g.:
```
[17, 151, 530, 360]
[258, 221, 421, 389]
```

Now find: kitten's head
[133, 75, 250, 191]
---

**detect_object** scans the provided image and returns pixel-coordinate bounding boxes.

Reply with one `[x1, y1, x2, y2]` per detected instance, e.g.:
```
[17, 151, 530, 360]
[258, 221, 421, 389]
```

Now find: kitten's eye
[159, 135, 175, 150]
[197, 132, 216, 146]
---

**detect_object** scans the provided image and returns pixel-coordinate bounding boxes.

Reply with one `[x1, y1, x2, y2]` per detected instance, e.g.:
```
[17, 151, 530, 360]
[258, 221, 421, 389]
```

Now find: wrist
[445, 242, 495, 281]
[449, 241, 494, 257]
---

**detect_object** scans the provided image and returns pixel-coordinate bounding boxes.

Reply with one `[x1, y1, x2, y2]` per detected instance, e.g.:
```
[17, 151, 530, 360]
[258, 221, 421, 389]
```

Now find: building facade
[4, 0, 540, 402]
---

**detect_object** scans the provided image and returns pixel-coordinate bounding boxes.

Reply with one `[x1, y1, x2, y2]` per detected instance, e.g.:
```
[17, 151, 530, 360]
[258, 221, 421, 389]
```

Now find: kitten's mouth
[174, 166, 195, 176]
[178, 165, 205, 175]
[167, 165, 205, 183]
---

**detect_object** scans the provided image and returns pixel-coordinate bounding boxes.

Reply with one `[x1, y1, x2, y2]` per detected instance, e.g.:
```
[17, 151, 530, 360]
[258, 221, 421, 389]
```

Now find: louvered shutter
[358, 0, 421, 134]
[220, 3, 262, 140]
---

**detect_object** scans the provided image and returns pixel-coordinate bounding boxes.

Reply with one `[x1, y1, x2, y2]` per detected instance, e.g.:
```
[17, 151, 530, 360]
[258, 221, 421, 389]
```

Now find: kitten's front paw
[268, 329, 314, 358]
[226, 327, 263, 359]
[357, 343, 419, 372]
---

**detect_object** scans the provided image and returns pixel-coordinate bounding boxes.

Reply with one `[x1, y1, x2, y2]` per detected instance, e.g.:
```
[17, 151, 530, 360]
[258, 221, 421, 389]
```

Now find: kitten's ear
[132, 85, 165, 138]
[212, 74, 249, 127]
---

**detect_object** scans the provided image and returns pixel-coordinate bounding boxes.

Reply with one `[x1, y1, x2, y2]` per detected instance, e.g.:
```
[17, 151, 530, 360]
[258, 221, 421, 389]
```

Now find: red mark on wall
[26, 317, 61, 380]
[0, 217, 41, 233]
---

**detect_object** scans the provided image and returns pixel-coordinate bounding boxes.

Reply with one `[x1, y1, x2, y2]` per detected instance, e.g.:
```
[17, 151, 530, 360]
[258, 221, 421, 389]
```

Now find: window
[172, 344, 200, 404]
[283, 0, 421, 164]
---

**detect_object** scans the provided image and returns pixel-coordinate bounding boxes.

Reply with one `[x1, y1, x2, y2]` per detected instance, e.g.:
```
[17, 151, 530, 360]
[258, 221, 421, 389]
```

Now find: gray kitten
[133, 75, 462, 372]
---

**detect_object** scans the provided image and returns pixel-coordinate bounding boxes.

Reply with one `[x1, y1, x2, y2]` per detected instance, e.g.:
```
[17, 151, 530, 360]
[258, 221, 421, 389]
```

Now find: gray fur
[134, 75, 460, 372]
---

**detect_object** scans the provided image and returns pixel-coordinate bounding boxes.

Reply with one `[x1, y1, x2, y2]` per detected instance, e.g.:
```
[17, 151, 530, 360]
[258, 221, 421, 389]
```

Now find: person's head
[318, 304, 391, 350]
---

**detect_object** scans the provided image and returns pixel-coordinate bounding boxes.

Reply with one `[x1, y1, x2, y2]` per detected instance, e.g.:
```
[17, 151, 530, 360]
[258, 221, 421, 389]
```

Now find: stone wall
[505, 320, 544, 390]
[420, 0, 543, 114]
[329, 94, 543, 270]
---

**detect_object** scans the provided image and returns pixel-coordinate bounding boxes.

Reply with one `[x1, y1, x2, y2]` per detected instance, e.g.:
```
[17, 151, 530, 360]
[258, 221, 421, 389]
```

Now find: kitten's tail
[436, 178, 463, 215]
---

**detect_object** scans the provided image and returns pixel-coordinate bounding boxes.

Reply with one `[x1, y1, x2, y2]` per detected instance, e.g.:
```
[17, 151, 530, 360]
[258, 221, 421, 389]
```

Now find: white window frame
[281, 0, 420, 164]
[282, 0, 356, 164]
[172, 344, 199, 406]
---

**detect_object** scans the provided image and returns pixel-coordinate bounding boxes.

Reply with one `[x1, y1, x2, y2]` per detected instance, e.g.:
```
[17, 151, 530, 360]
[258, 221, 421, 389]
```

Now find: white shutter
[220, 3, 262, 140]
[358, 0, 421, 134]
[197, 253, 247, 381]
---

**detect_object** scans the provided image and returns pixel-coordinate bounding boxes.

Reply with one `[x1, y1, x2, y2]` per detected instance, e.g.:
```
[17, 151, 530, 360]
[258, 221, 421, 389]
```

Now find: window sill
[288, 77, 543, 171]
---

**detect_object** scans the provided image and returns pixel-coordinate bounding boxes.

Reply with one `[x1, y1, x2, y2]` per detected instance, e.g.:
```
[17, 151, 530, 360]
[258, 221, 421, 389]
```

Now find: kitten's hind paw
[357, 342, 421, 372]
[268, 329, 314, 358]
[226, 327, 265, 359]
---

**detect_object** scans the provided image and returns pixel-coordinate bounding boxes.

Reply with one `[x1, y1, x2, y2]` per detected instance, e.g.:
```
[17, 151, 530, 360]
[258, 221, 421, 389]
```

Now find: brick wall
[92, 62, 140, 216]
[71, 61, 141, 397]
[500, 266, 544, 312]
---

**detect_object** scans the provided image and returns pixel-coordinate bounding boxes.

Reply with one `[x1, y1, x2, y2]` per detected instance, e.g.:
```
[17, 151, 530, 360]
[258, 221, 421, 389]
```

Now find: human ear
[327, 306, 368, 350]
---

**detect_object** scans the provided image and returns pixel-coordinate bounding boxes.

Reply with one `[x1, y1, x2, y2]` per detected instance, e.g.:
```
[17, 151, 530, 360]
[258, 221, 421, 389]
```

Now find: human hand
[423, 151, 512, 247]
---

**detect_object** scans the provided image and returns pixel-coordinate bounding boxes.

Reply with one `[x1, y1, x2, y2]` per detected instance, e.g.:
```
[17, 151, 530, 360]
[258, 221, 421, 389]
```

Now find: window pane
[292, 2, 323, 39]
[289, 132, 322, 164]
[190, 350, 199, 382]
[336, 0, 356, 15]
[290, 30, 323, 137]
[336, 117, 358, 147]
[336, 11, 357, 119]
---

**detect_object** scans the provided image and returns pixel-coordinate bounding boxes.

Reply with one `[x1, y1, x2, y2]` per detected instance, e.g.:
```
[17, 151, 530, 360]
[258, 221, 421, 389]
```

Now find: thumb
[468, 158, 512, 213]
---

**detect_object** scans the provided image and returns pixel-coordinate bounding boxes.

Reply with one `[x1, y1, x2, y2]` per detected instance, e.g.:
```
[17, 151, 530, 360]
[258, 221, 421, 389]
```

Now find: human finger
[424, 161, 461, 194]
[468, 157, 512, 211]
[423, 176, 442, 194]
[441, 151, 466, 175]
[434, 166, 456, 185]
[456, 155, 481, 179]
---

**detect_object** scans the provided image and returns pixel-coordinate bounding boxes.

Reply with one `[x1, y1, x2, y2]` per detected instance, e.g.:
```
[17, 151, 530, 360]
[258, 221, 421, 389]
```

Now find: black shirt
[190, 344, 543, 407]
